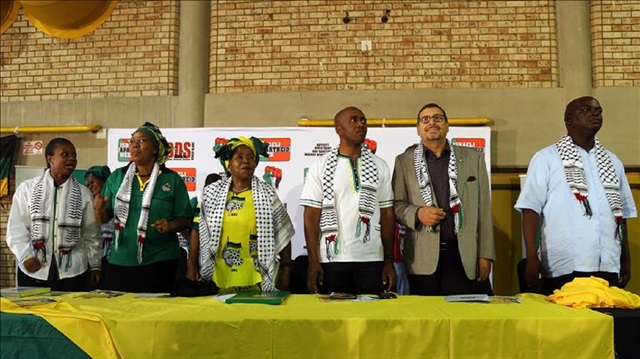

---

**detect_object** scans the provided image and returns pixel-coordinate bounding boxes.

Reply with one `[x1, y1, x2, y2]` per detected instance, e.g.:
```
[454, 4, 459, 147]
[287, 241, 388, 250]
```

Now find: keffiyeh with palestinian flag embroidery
[113, 162, 160, 263]
[319, 146, 379, 261]
[555, 135, 624, 240]
[413, 140, 462, 233]
[199, 176, 293, 291]
[29, 169, 83, 270]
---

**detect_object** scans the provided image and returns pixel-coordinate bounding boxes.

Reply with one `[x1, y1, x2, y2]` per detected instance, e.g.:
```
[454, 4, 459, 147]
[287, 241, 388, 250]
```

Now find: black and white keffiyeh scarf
[30, 169, 83, 270]
[320, 147, 378, 261]
[199, 176, 293, 291]
[413, 140, 462, 233]
[555, 135, 624, 240]
[113, 162, 160, 263]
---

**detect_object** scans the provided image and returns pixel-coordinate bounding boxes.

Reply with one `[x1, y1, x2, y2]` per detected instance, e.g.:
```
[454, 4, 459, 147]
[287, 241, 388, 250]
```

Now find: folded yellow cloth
[1, 297, 119, 358]
[548, 276, 640, 309]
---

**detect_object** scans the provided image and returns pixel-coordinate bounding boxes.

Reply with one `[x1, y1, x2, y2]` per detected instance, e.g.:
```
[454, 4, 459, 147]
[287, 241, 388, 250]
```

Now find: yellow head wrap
[214, 136, 269, 173]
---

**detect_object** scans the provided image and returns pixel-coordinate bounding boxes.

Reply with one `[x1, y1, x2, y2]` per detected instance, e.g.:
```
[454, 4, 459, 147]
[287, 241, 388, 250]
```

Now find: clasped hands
[151, 219, 173, 234]
[93, 195, 173, 233]
[417, 206, 446, 227]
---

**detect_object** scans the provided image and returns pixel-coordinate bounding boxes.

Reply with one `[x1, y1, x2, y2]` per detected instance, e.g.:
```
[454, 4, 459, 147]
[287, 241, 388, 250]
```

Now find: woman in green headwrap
[187, 136, 294, 293]
[85, 165, 113, 287]
[94, 122, 193, 293]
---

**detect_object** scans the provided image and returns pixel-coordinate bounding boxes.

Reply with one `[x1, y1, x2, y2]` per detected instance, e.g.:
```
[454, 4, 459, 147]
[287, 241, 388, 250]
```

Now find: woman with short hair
[7, 138, 102, 291]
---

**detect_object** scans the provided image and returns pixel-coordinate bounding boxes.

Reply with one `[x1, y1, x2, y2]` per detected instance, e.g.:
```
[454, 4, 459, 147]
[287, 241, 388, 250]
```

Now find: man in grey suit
[392, 103, 495, 295]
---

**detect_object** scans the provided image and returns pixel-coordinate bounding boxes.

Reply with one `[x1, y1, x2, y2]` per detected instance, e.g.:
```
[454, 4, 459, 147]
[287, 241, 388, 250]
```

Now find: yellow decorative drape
[0, 0, 20, 35]
[17, 0, 118, 39]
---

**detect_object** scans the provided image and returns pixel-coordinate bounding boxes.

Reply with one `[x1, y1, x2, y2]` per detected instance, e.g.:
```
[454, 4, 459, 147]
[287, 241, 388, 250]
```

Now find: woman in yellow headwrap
[187, 136, 294, 293]
[94, 122, 193, 293]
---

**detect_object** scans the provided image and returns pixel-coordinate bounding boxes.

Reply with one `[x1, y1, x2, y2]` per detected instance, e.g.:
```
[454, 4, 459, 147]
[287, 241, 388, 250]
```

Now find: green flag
[0, 135, 18, 197]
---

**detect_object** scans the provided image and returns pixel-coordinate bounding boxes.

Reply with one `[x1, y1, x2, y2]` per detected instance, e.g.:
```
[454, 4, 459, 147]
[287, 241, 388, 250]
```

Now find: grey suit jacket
[392, 145, 495, 279]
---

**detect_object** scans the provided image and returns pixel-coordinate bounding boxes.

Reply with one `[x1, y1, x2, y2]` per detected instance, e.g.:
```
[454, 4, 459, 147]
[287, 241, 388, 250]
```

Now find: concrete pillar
[177, 0, 210, 127]
[556, 1, 592, 101]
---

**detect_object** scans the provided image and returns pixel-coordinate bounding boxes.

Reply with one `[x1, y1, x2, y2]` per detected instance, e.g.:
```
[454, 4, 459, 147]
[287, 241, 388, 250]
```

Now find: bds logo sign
[118, 139, 131, 162]
[168, 141, 195, 160]
[451, 138, 486, 156]
[118, 140, 196, 162]
[262, 138, 291, 162]
[171, 167, 197, 192]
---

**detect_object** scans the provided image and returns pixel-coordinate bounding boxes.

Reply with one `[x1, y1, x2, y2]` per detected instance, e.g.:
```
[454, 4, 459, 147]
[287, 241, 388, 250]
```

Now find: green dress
[102, 166, 193, 266]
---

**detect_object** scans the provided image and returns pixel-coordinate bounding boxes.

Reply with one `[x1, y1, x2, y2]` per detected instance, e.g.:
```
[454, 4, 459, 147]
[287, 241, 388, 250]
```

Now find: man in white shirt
[515, 97, 636, 294]
[301, 106, 396, 295]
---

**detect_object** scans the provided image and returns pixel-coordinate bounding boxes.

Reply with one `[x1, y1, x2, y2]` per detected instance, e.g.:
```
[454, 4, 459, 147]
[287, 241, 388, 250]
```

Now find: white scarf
[113, 162, 160, 263]
[413, 141, 462, 233]
[555, 135, 624, 239]
[199, 176, 293, 291]
[319, 147, 378, 261]
[29, 169, 83, 270]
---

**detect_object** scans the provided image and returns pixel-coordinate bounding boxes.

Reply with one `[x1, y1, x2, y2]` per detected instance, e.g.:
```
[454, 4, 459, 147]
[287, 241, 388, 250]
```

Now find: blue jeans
[393, 262, 409, 295]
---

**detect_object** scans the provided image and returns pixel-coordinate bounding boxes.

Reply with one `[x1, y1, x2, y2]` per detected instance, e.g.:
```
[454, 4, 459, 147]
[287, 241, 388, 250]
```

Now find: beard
[425, 132, 443, 141]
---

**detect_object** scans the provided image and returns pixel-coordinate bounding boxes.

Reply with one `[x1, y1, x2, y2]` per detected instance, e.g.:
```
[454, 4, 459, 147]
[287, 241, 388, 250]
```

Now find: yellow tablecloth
[1, 294, 613, 358]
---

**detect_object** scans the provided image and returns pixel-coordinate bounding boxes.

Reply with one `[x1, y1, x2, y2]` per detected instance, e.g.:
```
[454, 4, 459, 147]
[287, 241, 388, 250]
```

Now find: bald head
[333, 106, 367, 146]
[564, 96, 603, 141]
[565, 96, 598, 125]
[334, 106, 364, 126]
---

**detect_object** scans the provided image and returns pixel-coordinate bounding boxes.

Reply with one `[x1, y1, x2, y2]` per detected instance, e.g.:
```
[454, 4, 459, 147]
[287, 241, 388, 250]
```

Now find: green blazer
[392, 145, 495, 279]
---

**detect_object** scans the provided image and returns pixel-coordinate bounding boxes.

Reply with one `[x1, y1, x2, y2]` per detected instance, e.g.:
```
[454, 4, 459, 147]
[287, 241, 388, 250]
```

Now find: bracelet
[384, 254, 394, 261]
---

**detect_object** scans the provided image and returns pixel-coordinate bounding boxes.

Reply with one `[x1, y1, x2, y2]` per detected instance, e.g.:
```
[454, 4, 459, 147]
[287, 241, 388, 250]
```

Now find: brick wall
[209, 0, 558, 93]
[591, 0, 640, 87]
[0, 173, 16, 288]
[0, 0, 180, 102]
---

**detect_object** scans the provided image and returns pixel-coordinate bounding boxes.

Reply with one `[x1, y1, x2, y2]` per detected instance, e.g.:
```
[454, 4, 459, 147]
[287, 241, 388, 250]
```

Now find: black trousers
[408, 243, 493, 296]
[542, 271, 620, 296]
[103, 259, 179, 293]
[97, 257, 109, 289]
[18, 268, 90, 292]
[320, 261, 384, 295]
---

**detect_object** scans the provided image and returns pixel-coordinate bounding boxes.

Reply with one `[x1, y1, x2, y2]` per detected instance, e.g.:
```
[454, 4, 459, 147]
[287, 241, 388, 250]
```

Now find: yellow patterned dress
[213, 190, 262, 292]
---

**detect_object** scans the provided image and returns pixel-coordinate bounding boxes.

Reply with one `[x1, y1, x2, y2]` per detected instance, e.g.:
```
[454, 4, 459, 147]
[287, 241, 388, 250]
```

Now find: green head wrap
[134, 122, 172, 165]
[213, 136, 269, 173]
[85, 165, 111, 182]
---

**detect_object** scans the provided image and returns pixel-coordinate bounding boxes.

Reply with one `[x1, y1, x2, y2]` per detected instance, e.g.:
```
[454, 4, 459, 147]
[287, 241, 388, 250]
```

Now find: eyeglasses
[418, 114, 446, 124]
[128, 138, 150, 146]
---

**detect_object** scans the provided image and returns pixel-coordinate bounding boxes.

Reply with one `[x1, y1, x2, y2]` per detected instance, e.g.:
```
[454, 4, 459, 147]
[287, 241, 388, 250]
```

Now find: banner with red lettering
[108, 127, 490, 257]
